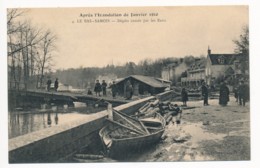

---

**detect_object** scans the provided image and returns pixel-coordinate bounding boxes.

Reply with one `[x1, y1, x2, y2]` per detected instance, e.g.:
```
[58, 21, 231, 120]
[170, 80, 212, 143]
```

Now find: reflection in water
[47, 112, 52, 126]
[8, 103, 105, 139]
[42, 113, 46, 129]
[55, 113, 59, 125]
[9, 111, 82, 139]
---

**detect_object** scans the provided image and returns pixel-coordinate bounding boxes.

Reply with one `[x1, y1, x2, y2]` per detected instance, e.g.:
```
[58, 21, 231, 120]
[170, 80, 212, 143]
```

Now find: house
[161, 59, 188, 84]
[181, 58, 206, 87]
[161, 61, 178, 81]
[114, 75, 168, 96]
[205, 47, 247, 86]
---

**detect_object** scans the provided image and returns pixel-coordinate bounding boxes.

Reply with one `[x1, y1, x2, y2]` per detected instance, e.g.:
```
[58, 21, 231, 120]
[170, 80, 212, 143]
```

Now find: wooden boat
[99, 110, 166, 159]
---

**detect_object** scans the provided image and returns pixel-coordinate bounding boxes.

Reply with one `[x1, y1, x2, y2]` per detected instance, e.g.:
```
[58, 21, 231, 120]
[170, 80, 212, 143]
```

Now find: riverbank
[70, 96, 250, 162]
[133, 97, 250, 161]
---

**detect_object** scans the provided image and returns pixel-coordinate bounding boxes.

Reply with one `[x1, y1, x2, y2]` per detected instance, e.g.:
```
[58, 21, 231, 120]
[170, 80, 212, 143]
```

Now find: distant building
[114, 75, 168, 96]
[161, 59, 188, 84]
[205, 47, 248, 86]
[181, 58, 206, 87]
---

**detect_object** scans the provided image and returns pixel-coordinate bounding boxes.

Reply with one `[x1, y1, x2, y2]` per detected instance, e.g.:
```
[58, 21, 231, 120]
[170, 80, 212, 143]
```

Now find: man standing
[181, 88, 188, 106]
[201, 82, 209, 106]
[54, 78, 59, 92]
[111, 81, 117, 99]
[238, 81, 249, 106]
[94, 80, 102, 96]
[47, 78, 52, 92]
[101, 80, 107, 96]
[125, 80, 133, 100]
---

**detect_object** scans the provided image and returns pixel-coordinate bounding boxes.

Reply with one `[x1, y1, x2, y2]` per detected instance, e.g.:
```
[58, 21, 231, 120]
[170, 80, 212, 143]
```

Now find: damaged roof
[116, 75, 168, 88]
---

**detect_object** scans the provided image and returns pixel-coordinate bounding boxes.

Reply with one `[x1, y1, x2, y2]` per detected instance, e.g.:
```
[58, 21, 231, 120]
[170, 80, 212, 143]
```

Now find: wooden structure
[99, 110, 165, 159]
[9, 89, 130, 107]
[114, 75, 168, 96]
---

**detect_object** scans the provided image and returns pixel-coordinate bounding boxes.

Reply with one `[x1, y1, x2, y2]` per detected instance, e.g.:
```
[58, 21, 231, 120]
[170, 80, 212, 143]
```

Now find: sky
[20, 6, 248, 69]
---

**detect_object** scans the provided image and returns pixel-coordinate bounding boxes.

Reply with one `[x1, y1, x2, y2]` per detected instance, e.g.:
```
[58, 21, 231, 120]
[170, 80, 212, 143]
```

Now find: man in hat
[54, 78, 59, 92]
[94, 80, 102, 96]
[201, 82, 209, 106]
[111, 81, 117, 99]
[238, 80, 249, 106]
[101, 80, 107, 96]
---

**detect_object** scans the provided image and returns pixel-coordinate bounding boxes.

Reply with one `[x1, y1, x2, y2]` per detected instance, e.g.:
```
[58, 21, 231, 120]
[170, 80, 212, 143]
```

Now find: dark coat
[181, 89, 188, 102]
[111, 84, 117, 93]
[233, 87, 238, 99]
[102, 82, 107, 90]
[201, 85, 208, 97]
[238, 84, 249, 101]
[54, 80, 59, 89]
[47, 79, 51, 86]
[94, 82, 102, 92]
[219, 84, 230, 105]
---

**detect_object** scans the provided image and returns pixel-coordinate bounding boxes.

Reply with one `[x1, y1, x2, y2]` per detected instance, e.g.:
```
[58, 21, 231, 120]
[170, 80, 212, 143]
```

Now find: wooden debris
[106, 119, 145, 135]
[113, 110, 148, 135]
[166, 115, 173, 125]
[74, 154, 104, 160]
[143, 107, 159, 118]
[139, 102, 150, 111]
[150, 99, 159, 107]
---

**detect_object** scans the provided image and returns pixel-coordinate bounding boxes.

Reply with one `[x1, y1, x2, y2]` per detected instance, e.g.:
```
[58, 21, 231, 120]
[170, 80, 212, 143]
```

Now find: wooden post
[107, 103, 113, 120]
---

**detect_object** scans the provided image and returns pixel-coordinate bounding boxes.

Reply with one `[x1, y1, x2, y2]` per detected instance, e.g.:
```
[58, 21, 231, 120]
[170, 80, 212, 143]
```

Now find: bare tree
[8, 9, 30, 90]
[7, 9, 58, 91]
[7, 9, 27, 34]
[35, 30, 57, 88]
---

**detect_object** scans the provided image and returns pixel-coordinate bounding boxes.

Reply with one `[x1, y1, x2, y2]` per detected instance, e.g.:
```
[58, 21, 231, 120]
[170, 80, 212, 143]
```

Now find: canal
[8, 102, 106, 139]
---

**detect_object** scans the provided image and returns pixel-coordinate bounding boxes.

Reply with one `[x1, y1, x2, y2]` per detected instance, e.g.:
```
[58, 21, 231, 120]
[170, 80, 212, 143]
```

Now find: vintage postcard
[3, 4, 257, 168]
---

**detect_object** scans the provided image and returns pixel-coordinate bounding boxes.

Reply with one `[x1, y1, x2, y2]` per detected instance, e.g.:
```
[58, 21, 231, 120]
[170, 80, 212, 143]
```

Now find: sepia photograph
[5, 5, 252, 165]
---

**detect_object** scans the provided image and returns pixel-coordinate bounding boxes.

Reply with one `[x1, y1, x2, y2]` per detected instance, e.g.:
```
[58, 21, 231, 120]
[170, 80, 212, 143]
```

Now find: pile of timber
[136, 99, 182, 125]
[136, 99, 160, 118]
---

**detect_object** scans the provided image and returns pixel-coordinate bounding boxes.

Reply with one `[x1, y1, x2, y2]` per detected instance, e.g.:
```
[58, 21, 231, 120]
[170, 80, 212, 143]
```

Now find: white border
[1, 1, 260, 168]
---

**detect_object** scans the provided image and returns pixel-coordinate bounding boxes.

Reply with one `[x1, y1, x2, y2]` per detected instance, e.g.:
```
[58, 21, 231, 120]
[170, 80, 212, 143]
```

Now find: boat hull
[99, 113, 165, 159]
[108, 129, 164, 159]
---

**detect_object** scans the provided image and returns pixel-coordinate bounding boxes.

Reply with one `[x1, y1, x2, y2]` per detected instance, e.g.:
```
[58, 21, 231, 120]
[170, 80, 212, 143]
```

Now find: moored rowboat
[99, 111, 166, 159]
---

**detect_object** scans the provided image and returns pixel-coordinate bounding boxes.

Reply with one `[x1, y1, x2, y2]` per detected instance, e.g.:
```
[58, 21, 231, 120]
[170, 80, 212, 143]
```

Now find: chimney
[208, 46, 211, 55]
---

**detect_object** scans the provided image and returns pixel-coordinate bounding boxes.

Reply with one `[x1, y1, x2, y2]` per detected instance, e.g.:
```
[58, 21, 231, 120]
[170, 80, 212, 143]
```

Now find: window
[218, 55, 225, 64]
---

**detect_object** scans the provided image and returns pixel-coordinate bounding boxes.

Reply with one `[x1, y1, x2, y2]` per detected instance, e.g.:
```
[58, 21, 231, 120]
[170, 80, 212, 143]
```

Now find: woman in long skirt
[219, 82, 230, 106]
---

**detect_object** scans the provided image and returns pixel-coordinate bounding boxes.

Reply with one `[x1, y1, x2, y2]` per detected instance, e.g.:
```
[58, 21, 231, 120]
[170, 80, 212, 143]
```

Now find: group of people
[91, 79, 134, 100]
[93, 80, 107, 97]
[218, 80, 249, 106]
[46, 78, 59, 92]
[180, 80, 249, 107]
[91, 80, 118, 99]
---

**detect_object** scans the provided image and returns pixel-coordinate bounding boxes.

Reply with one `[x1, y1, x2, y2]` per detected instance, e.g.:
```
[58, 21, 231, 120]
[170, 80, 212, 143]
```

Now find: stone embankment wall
[9, 91, 173, 163]
[9, 97, 154, 163]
